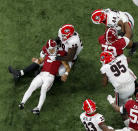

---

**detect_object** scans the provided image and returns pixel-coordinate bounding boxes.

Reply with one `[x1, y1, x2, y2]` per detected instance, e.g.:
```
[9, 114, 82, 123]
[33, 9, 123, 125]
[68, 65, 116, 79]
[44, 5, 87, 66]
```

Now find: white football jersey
[100, 54, 136, 91]
[61, 32, 83, 60]
[105, 9, 134, 31]
[80, 112, 105, 131]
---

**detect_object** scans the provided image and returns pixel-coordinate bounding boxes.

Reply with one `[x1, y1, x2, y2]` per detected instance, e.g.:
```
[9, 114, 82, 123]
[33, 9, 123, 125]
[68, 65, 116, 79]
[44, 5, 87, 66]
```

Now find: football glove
[107, 95, 115, 104]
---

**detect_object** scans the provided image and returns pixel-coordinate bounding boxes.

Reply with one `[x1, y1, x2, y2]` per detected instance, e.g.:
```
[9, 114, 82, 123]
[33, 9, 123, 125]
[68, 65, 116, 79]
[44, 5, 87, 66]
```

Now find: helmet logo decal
[95, 16, 100, 20]
[64, 29, 70, 33]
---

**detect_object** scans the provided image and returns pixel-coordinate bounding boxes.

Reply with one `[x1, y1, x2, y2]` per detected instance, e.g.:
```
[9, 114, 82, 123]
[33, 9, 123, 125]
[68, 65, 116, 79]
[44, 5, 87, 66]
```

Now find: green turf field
[0, 0, 138, 130]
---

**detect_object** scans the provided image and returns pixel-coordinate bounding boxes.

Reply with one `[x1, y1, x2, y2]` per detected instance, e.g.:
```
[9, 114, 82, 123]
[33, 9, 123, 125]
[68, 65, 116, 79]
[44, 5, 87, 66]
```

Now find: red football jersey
[125, 100, 138, 130]
[41, 50, 66, 75]
[98, 35, 128, 56]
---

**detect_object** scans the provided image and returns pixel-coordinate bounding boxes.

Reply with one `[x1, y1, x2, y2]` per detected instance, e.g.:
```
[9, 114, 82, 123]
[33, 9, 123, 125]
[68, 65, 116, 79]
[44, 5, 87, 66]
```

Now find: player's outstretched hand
[32, 58, 38, 63]
[61, 74, 68, 82]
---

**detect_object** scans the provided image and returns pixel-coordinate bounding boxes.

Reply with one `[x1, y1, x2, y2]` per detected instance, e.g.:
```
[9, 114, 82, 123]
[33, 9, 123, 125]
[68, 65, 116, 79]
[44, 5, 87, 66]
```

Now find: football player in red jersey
[98, 26, 132, 57]
[80, 99, 114, 131]
[107, 92, 138, 131]
[91, 9, 138, 55]
[18, 40, 70, 115]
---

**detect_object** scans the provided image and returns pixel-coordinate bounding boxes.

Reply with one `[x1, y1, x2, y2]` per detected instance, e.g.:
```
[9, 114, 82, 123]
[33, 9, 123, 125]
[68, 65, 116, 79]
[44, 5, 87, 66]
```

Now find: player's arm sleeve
[100, 66, 106, 74]
[56, 46, 77, 61]
[122, 36, 130, 48]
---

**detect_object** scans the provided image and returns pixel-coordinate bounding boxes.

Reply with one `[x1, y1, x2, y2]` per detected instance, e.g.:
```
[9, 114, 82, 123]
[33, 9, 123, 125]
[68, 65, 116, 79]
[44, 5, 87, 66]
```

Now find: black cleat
[129, 48, 136, 56]
[32, 107, 40, 115]
[129, 42, 138, 56]
[19, 103, 24, 110]
[8, 66, 21, 82]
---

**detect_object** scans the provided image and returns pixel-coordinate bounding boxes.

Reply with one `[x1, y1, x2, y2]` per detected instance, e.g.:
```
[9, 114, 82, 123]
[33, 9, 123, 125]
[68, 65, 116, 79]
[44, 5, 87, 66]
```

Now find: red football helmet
[100, 51, 115, 64]
[46, 40, 57, 55]
[58, 24, 75, 41]
[105, 27, 118, 44]
[91, 9, 106, 24]
[82, 99, 96, 114]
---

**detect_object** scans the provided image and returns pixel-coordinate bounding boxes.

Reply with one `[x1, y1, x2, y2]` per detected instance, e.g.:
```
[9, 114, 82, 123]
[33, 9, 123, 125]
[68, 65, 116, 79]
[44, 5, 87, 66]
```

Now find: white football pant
[21, 72, 55, 110]
[115, 81, 135, 106]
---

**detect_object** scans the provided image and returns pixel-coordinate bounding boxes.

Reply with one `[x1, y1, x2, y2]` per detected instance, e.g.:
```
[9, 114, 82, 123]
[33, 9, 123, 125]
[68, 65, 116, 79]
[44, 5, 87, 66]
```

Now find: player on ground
[19, 40, 70, 115]
[100, 51, 136, 106]
[107, 92, 138, 131]
[91, 9, 138, 55]
[80, 99, 114, 131]
[8, 24, 83, 81]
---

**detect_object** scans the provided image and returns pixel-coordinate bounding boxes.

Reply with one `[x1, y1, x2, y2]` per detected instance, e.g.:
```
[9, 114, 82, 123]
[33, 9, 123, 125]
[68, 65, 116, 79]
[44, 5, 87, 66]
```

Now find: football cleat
[8, 66, 21, 82]
[82, 99, 96, 114]
[100, 51, 115, 64]
[19, 103, 24, 110]
[32, 107, 40, 115]
[58, 24, 75, 41]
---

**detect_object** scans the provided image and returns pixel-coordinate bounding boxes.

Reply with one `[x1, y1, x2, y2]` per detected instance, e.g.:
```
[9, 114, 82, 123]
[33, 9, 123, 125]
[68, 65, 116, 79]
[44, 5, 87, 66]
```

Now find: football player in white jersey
[80, 99, 114, 131]
[91, 9, 138, 55]
[56, 24, 83, 76]
[100, 51, 136, 106]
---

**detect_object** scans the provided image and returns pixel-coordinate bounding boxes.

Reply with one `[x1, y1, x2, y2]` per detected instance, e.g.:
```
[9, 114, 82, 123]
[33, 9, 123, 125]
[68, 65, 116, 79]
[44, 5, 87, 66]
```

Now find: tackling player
[91, 9, 138, 55]
[18, 40, 70, 115]
[8, 24, 83, 81]
[80, 99, 114, 131]
[107, 92, 138, 131]
[100, 51, 136, 106]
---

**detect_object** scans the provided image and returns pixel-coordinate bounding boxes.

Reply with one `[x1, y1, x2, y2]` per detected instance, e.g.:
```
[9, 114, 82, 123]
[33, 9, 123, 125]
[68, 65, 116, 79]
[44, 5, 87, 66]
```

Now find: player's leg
[8, 62, 40, 81]
[19, 73, 43, 109]
[58, 62, 73, 76]
[32, 73, 55, 115]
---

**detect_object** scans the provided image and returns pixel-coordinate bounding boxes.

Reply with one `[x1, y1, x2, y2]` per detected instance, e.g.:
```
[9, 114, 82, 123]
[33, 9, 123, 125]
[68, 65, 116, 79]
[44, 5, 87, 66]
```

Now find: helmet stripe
[86, 100, 93, 113]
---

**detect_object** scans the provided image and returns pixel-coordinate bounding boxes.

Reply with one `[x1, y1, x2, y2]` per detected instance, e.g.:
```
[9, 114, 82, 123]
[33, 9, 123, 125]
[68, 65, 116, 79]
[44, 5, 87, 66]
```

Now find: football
[132, 0, 138, 6]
